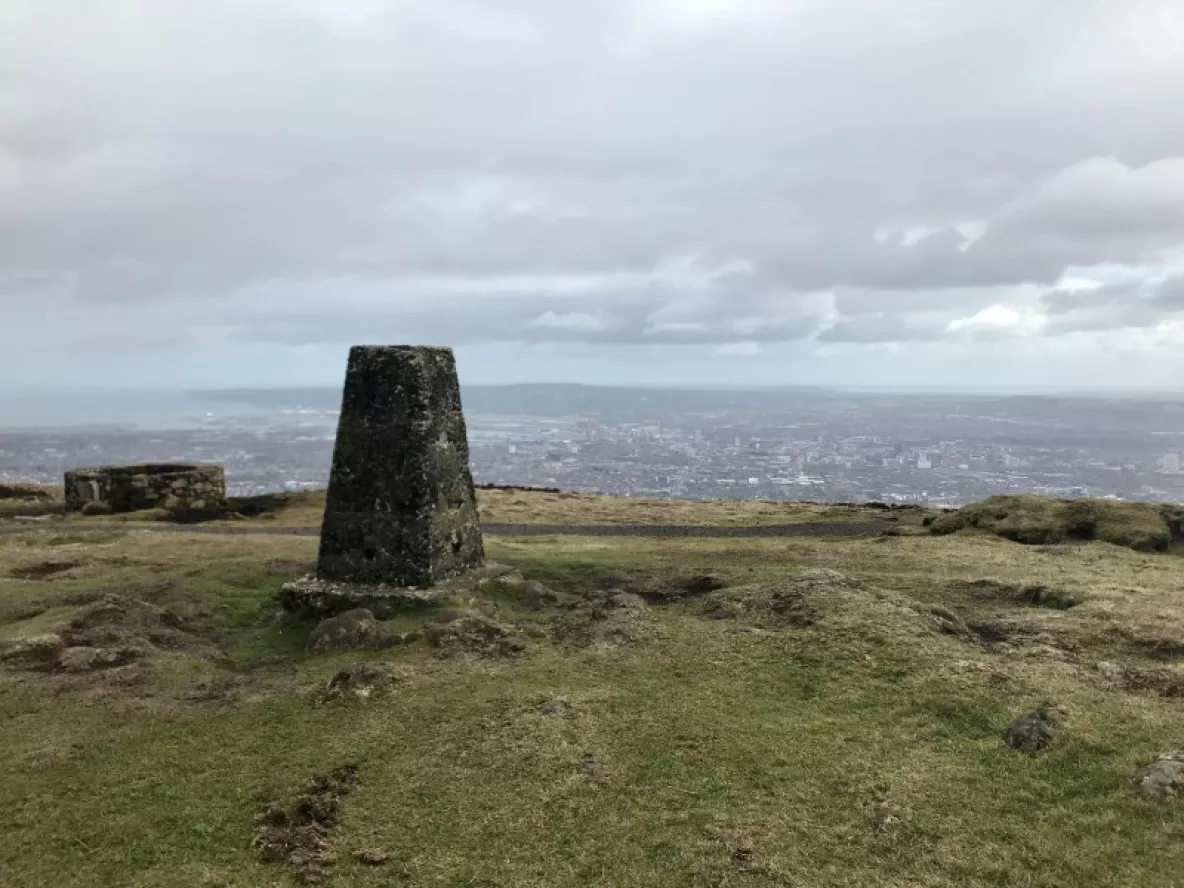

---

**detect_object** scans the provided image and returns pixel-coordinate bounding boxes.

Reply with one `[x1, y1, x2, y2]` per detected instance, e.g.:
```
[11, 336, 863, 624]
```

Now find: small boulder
[80, 501, 112, 517]
[519, 580, 565, 609]
[322, 661, 400, 702]
[1133, 753, 1184, 802]
[308, 609, 379, 654]
[422, 614, 523, 656]
[1005, 703, 1062, 754]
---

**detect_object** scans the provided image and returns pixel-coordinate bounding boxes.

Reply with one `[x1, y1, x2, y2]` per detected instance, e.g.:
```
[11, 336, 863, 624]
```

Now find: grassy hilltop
[1, 489, 1183, 887]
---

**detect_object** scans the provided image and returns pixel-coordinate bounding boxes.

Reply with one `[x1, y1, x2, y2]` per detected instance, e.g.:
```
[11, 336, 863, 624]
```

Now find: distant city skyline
[4, 386, 1184, 508]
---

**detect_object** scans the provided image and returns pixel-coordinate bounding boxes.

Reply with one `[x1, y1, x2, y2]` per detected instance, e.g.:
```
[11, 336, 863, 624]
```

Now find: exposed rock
[308, 609, 379, 654]
[279, 563, 521, 619]
[1133, 753, 1184, 802]
[518, 579, 566, 609]
[316, 346, 484, 588]
[486, 570, 525, 587]
[1005, 704, 1063, 754]
[80, 501, 112, 517]
[321, 661, 401, 702]
[422, 613, 524, 657]
[281, 576, 447, 620]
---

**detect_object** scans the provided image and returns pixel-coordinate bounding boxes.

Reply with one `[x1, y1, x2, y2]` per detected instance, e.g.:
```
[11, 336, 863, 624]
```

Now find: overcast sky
[3, 1, 1184, 390]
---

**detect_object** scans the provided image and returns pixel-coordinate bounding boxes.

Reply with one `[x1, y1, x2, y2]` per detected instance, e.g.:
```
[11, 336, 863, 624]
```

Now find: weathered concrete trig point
[282, 346, 486, 615]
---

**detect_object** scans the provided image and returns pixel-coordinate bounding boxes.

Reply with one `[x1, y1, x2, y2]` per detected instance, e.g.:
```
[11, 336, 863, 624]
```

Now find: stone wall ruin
[63, 463, 226, 514]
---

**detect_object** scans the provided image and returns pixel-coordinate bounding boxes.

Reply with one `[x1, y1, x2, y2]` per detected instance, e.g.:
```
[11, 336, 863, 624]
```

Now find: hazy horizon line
[2, 382, 1184, 398]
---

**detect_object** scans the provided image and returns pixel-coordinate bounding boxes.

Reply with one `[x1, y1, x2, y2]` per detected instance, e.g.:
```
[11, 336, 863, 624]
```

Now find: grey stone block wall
[63, 463, 226, 514]
[316, 345, 485, 587]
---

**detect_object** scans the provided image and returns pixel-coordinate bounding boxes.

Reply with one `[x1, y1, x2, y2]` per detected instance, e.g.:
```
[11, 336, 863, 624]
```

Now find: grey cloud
[1039, 274, 1184, 334]
[2, 0, 1184, 361]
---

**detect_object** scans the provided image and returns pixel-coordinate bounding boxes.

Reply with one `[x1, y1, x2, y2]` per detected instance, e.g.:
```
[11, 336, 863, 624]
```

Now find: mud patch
[951, 579, 1084, 610]
[61, 592, 223, 656]
[634, 572, 728, 604]
[1118, 629, 1184, 662]
[968, 621, 1015, 647]
[253, 764, 359, 885]
[1097, 661, 1184, 698]
[8, 559, 82, 581]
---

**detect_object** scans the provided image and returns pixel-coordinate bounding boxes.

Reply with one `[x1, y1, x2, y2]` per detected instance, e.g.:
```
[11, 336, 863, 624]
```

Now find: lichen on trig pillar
[315, 345, 485, 587]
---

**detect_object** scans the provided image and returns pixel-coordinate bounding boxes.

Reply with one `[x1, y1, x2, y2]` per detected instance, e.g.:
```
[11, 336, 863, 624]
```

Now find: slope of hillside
[1, 490, 1182, 887]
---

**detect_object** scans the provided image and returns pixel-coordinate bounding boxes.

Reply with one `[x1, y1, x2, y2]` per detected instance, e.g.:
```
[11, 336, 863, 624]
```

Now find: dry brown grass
[73, 487, 915, 529]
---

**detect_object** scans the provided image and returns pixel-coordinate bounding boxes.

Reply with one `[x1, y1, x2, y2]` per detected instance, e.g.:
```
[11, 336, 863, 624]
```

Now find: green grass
[1, 497, 1184, 887]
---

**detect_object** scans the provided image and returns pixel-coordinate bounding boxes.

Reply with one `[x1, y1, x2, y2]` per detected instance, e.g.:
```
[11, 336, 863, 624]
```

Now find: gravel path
[0, 520, 885, 539]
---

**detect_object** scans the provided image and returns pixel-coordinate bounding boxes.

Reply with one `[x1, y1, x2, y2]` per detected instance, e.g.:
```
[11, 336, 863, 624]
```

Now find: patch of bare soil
[0, 583, 227, 678]
[7, 559, 82, 581]
[631, 572, 729, 604]
[697, 570, 855, 627]
[1115, 626, 1184, 662]
[253, 764, 360, 885]
[1097, 661, 1184, 698]
[951, 579, 1085, 610]
[549, 589, 650, 647]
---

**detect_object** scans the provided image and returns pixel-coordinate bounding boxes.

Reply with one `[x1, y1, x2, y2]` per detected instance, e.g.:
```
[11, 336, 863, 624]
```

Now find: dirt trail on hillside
[0, 521, 885, 539]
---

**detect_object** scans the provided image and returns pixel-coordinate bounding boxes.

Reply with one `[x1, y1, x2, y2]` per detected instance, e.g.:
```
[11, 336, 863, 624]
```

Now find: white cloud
[946, 305, 1046, 338]
[528, 311, 610, 331]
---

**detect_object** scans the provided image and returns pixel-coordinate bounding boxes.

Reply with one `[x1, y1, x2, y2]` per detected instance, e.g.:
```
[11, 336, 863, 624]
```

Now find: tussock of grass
[930, 494, 1184, 552]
